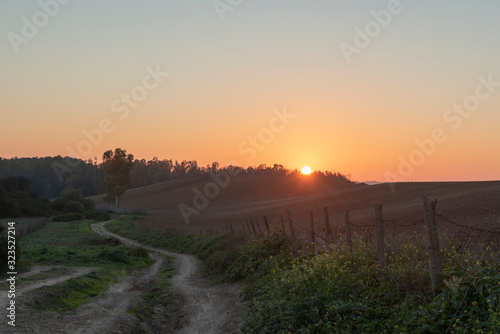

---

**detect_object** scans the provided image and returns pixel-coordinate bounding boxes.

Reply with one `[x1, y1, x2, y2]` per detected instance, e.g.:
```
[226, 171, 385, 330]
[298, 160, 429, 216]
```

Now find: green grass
[29, 269, 118, 312]
[107, 216, 500, 334]
[107, 216, 243, 277]
[0, 267, 70, 290]
[127, 255, 175, 321]
[16, 219, 150, 312]
[20, 219, 149, 268]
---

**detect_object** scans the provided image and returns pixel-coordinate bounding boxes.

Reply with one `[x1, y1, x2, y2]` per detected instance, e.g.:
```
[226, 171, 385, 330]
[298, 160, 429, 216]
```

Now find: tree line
[0, 153, 353, 200]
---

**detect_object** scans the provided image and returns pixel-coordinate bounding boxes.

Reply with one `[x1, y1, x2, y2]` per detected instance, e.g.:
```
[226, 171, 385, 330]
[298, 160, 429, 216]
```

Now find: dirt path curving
[0, 222, 245, 333]
[91, 221, 246, 334]
[0, 266, 97, 312]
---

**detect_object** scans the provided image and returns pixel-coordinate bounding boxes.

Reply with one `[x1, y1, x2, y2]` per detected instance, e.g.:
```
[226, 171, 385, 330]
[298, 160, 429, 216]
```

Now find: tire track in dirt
[63, 252, 164, 334]
[0, 251, 164, 334]
[91, 221, 246, 334]
[0, 266, 97, 311]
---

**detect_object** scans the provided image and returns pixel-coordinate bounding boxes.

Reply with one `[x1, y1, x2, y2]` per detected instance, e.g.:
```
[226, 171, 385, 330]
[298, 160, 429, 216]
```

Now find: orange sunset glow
[2, 3, 500, 332]
[1, 2, 499, 184]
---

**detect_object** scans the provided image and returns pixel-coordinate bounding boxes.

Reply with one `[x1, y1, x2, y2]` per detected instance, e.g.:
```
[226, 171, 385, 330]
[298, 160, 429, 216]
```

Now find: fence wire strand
[383, 218, 425, 228]
[435, 213, 500, 236]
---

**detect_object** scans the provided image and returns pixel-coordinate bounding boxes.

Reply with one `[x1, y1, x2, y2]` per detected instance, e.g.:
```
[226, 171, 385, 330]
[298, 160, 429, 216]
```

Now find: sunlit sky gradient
[1, 1, 499, 182]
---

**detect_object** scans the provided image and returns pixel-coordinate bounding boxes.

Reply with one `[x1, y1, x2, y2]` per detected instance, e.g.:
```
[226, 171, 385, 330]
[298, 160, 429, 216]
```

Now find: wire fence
[206, 196, 500, 291]
[14, 217, 51, 239]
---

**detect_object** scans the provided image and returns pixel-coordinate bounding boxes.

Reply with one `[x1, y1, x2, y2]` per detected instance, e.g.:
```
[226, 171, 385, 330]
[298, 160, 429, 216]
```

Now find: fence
[11, 217, 51, 239]
[206, 196, 500, 293]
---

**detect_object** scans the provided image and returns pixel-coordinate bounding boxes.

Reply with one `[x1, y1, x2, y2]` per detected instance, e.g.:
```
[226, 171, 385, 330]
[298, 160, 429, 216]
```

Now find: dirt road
[0, 222, 245, 333]
[0, 266, 97, 312]
[91, 221, 246, 334]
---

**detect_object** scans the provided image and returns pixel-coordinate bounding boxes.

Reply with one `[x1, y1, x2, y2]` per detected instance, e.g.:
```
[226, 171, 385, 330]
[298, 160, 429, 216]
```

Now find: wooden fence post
[263, 216, 270, 235]
[250, 220, 257, 236]
[310, 210, 316, 254]
[286, 211, 298, 255]
[422, 196, 442, 293]
[324, 207, 332, 245]
[374, 204, 387, 275]
[256, 219, 263, 236]
[281, 214, 286, 236]
[229, 224, 234, 236]
[345, 210, 352, 250]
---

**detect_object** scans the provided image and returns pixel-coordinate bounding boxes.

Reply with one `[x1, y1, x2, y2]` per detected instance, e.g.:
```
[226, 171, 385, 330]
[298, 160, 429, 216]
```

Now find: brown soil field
[90, 176, 500, 240]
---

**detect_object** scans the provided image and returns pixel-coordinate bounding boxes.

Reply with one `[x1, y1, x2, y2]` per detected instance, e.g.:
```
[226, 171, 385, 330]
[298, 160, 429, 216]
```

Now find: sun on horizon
[301, 166, 312, 175]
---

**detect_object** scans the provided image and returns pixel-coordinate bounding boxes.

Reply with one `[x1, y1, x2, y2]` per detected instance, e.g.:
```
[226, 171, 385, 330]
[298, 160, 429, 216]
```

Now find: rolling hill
[91, 175, 500, 236]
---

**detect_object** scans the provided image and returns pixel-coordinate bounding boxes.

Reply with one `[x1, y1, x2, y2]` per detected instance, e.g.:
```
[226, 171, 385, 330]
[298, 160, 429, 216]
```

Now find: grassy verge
[107, 216, 243, 277]
[18, 219, 150, 312]
[106, 216, 500, 333]
[0, 267, 70, 290]
[127, 255, 176, 322]
[29, 269, 119, 312]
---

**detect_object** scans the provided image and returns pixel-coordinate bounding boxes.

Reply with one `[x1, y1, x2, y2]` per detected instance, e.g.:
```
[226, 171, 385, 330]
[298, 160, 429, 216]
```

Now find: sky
[1, 0, 499, 182]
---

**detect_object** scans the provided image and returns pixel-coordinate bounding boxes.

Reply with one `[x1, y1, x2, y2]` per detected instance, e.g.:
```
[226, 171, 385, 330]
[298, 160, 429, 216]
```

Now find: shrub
[53, 212, 85, 222]
[63, 201, 84, 214]
[0, 176, 52, 218]
[51, 188, 95, 213]
[83, 210, 111, 222]
[81, 198, 95, 211]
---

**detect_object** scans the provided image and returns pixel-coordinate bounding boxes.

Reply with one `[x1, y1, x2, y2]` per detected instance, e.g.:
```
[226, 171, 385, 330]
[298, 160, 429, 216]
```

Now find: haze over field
[1, 1, 500, 183]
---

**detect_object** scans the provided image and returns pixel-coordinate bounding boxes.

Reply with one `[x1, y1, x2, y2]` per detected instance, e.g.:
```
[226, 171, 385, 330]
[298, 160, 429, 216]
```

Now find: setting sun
[301, 166, 312, 175]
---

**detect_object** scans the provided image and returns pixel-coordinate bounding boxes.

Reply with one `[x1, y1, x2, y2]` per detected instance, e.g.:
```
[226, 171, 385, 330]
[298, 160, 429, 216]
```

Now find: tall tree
[102, 148, 134, 209]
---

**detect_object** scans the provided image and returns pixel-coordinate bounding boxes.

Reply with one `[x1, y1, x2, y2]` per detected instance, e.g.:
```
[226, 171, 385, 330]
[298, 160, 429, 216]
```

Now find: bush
[63, 201, 84, 214]
[84, 210, 111, 222]
[0, 176, 52, 218]
[53, 212, 85, 222]
[51, 188, 95, 212]
[81, 198, 95, 211]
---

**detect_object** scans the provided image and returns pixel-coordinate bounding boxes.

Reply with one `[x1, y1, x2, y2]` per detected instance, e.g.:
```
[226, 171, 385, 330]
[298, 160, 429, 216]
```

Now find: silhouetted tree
[102, 148, 134, 209]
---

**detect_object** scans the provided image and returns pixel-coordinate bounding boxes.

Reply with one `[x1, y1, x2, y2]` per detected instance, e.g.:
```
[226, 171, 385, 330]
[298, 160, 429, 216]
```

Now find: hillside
[91, 176, 500, 234]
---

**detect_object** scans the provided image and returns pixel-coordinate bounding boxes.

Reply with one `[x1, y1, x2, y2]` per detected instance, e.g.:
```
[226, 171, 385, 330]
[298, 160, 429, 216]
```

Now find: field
[90, 176, 500, 238]
[5, 177, 499, 333]
[90, 176, 500, 332]
[100, 202, 500, 333]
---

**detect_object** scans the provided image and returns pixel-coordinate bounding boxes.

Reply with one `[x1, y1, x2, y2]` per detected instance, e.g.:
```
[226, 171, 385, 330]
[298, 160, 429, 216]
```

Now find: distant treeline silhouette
[0, 156, 353, 199]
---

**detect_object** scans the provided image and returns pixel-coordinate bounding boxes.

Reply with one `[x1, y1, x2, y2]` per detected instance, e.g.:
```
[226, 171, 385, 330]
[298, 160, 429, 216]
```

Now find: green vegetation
[21, 219, 148, 267]
[102, 148, 135, 209]
[51, 188, 109, 222]
[0, 267, 70, 290]
[0, 156, 103, 199]
[108, 216, 500, 333]
[106, 216, 242, 277]
[0, 176, 52, 218]
[29, 269, 118, 312]
[53, 212, 85, 222]
[0, 156, 354, 200]
[127, 255, 175, 321]
[20, 219, 150, 312]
